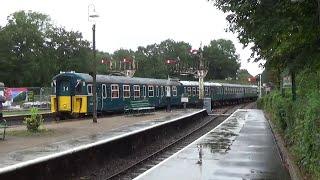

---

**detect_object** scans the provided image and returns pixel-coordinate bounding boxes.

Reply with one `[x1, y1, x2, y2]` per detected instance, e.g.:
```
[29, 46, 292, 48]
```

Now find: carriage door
[95, 84, 101, 112]
[101, 84, 107, 111]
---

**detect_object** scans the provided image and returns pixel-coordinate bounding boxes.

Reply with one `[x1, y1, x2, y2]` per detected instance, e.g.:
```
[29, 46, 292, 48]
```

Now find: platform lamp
[88, 4, 99, 123]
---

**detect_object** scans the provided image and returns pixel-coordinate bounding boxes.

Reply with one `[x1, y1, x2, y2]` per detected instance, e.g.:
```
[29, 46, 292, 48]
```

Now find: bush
[260, 70, 320, 179]
[23, 107, 44, 132]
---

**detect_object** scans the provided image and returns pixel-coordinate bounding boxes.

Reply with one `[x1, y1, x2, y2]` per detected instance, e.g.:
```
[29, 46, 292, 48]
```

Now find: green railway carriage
[243, 84, 259, 100]
[51, 71, 258, 118]
[51, 72, 182, 117]
[180, 81, 224, 105]
[180, 81, 258, 105]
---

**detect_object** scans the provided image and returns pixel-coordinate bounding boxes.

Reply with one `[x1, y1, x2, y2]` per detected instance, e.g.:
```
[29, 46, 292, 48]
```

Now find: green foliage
[259, 70, 320, 179]
[100, 39, 241, 80]
[212, 0, 320, 76]
[23, 107, 44, 132]
[203, 39, 240, 80]
[0, 11, 92, 87]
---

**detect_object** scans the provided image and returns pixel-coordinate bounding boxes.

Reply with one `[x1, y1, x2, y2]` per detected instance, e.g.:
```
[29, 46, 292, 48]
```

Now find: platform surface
[135, 109, 291, 180]
[0, 109, 201, 171]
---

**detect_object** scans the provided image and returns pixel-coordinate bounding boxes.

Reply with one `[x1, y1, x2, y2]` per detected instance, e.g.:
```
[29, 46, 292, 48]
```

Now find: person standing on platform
[166, 86, 171, 112]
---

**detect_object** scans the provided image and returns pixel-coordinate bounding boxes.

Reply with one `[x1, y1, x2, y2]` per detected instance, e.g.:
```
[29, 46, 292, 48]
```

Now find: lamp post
[88, 4, 99, 123]
[259, 74, 262, 98]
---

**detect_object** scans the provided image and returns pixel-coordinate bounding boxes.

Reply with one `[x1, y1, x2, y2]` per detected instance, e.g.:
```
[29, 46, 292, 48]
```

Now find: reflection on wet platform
[135, 109, 291, 180]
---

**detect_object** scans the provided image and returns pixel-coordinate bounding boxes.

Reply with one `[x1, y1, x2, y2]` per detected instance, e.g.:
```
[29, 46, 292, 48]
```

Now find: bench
[0, 119, 7, 140]
[124, 100, 155, 114]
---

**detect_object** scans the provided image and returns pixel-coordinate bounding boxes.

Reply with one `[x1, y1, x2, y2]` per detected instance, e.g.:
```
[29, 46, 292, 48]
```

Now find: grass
[6, 127, 55, 137]
[3, 109, 50, 116]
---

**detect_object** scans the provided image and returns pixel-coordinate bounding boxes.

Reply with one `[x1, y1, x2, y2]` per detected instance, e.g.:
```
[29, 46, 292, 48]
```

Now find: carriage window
[161, 86, 164, 97]
[102, 84, 107, 98]
[111, 84, 119, 98]
[192, 87, 196, 95]
[172, 86, 177, 96]
[187, 87, 191, 95]
[87, 84, 92, 95]
[148, 86, 154, 97]
[184, 87, 187, 94]
[165, 86, 171, 96]
[196, 87, 199, 95]
[134, 85, 140, 99]
[205, 87, 209, 96]
[123, 85, 130, 98]
[143, 85, 146, 97]
[156, 86, 159, 97]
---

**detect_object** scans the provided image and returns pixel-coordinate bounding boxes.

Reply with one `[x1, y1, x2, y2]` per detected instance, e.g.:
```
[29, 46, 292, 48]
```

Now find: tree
[203, 39, 240, 80]
[0, 11, 52, 86]
[0, 11, 92, 87]
[212, 0, 320, 73]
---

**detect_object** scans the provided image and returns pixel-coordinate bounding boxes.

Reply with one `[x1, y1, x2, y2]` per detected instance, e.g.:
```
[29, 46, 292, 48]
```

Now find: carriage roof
[180, 81, 257, 88]
[53, 72, 181, 86]
[180, 81, 222, 87]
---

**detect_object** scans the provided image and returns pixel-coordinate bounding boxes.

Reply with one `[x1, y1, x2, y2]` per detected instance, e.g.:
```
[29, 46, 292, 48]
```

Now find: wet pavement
[0, 109, 201, 172]
[135, 109, 291, 180]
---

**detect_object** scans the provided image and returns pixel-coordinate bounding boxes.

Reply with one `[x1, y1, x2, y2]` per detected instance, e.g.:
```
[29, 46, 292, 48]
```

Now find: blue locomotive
[50, 72, 257, 117]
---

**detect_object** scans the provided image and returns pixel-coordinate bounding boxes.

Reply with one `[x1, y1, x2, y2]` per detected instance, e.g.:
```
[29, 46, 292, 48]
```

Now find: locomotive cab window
[148, 85, 154, 97]
[51, 81, 56, 94]
[87, 84, 93, 95]
[111, 84, 119, 99]
[76, 83, 82, 93]
[134, 85, 140, 99]
[123, 85, 130, 98]
[172, 86, 177, 96]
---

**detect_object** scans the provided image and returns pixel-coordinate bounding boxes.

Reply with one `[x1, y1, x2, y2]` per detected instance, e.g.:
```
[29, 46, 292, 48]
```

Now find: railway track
[4, 104, 241, 126]
[106, 103, 251, 180]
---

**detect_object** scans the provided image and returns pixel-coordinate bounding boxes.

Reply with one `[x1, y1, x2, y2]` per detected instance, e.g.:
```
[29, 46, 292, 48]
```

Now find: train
[50, 72, 258, 118]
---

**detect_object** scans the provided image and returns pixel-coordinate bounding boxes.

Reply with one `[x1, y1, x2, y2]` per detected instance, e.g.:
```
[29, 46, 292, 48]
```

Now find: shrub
[260, 70, 320, 179]
[23, 107, 44, 132]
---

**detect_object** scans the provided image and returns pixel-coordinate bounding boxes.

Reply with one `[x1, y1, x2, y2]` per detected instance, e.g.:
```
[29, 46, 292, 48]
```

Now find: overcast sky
[0, 0, 264, 76]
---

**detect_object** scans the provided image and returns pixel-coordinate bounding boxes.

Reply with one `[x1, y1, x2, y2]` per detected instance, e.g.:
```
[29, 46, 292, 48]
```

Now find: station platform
[135, 109, 291, 180]
[0, 109, 202, 172]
